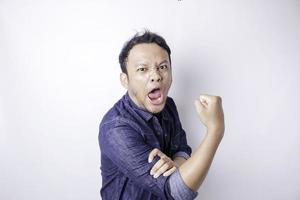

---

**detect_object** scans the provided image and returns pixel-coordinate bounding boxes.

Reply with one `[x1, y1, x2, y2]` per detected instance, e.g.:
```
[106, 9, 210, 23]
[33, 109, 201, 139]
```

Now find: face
[120, 43, 172, 114]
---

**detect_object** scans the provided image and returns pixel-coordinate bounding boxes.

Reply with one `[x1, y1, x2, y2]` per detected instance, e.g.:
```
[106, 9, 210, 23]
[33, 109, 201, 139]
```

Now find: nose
[150, 69, 162, 82]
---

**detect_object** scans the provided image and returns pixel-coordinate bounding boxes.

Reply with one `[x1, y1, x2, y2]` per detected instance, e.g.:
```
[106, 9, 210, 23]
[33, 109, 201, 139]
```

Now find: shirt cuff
[172, 151, 190, 160]
[168, 169, 198, 200]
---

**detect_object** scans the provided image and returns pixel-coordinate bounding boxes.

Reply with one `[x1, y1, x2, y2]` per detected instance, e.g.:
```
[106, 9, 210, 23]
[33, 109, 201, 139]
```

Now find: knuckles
[198, 95, 222, 104]
[152, 148, 159, 154]
[150, 148, 160, 158]
[211, 96, 222, 104]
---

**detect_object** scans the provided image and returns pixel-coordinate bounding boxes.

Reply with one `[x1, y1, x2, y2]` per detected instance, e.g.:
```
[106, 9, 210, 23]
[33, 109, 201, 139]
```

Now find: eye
[137, 67, 146, 72]
[159, 65, 168, 70]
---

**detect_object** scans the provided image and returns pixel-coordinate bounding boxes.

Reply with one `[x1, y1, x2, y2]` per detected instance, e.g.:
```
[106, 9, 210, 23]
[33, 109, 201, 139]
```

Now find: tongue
[148, 89, 161, 99]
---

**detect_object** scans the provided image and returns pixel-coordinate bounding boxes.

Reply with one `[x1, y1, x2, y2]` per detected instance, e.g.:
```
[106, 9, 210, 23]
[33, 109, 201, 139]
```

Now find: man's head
[119, 30, 173, 114]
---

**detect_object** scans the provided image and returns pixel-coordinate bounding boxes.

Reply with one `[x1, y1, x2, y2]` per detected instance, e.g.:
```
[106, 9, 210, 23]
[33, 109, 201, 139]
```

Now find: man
[99, 30, 225, 200]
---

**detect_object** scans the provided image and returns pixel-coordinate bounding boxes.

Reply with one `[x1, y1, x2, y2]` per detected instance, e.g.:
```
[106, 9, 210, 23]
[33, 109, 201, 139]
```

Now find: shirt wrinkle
[99, 92, 194, 200]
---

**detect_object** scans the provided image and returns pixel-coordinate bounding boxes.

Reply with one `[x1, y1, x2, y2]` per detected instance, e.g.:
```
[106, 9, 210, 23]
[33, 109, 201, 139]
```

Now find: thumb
[194, 99, 205, 114]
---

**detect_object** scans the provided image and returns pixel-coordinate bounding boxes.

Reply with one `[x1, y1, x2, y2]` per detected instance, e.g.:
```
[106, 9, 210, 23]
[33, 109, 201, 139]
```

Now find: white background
[1, 0, 300, 199]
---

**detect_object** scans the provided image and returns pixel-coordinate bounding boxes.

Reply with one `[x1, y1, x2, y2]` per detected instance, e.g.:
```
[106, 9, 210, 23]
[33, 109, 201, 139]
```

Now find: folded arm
[100, 121, 197, 199]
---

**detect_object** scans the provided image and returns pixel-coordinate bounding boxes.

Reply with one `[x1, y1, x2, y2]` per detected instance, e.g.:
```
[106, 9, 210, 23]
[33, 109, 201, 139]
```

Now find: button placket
[153, 116, 163, 135]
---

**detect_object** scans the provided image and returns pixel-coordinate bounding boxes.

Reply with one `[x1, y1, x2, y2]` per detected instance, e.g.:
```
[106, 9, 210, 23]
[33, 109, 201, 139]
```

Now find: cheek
[129, 79, 147, 95]
[164, 73, 172, 84]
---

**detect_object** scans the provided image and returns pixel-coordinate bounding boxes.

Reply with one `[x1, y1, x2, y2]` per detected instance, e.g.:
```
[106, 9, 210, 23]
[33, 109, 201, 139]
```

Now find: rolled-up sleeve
[168, 169, 198, 200]
[172, 151, 190, 160]
[100, 120, 173, 199]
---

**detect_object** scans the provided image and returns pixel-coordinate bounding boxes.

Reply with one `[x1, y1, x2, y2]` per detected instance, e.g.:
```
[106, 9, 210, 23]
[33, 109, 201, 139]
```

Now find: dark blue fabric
[99, 92, 192, 200]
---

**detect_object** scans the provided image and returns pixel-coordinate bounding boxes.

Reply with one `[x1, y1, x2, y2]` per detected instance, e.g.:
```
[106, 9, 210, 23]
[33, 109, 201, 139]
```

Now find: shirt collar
[125, 92, 169, 122]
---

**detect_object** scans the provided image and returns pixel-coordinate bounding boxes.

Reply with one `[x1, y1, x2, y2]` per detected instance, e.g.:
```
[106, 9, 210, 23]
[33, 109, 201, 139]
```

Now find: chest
[138, 116, 180, 158]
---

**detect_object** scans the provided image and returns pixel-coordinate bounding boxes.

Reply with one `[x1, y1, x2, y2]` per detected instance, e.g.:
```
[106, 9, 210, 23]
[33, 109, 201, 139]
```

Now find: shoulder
[99, 95, 141, 138]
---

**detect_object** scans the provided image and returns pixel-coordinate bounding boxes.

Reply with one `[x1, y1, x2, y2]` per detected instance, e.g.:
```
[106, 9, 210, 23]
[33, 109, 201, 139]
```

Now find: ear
[120, 72, 129, 89]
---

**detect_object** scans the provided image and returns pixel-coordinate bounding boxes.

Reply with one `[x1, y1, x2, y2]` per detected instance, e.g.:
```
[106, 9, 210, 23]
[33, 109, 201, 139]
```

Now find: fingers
[150, 157, 167, 176]
[194, 99, 205, 113]
[148, 148, 163, 163]
[196, 94, 222, 108]
[151, 158, 176, 178]
[199, 94, 211, 106]
[148, 148, 177, 178]
[163, 166, 177, 177]
[200, 94, 222, 104]
[194, 95, 210, 111]
[152, 163, 170, 178]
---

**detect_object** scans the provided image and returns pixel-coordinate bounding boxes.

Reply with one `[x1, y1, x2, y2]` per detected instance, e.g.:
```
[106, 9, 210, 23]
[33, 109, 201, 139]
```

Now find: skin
[179, 95, 224, 192]
[149, 95, 225, 192]
[120, 43, 225, 192]
[120, 43, 172, 114]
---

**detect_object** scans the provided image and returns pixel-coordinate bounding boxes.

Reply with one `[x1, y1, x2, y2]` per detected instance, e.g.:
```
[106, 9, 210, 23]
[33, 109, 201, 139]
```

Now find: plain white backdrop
[1, 0, 300, 199]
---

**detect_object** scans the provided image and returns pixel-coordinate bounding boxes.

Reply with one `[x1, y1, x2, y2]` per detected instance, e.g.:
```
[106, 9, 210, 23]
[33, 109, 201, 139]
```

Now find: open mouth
[148, 88, 164, 105]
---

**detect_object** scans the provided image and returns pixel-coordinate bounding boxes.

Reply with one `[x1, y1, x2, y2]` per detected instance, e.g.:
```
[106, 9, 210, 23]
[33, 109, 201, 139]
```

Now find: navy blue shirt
[99, 93, 197, 199]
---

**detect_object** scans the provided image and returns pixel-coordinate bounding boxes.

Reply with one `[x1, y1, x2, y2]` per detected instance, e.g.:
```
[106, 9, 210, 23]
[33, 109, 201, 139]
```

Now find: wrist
[206, 127, 224, 141]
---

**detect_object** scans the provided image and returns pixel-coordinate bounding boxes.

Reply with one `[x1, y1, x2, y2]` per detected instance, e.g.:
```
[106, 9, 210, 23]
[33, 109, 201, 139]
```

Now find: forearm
[179, 129, 223, 192]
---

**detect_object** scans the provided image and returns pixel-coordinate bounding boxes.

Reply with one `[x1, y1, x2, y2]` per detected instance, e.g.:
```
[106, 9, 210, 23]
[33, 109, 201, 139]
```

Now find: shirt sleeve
[172, 151, 190, 160]
[168, 169, 198, 200]
[99, 120, 174, 199]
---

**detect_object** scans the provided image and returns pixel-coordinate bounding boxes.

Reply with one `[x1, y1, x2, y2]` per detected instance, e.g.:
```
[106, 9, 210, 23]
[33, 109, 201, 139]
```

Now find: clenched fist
[194, 94, 225, 137]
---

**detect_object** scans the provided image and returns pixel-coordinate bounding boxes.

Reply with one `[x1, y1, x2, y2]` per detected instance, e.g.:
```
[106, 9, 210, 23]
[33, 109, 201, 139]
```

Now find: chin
[146, 102, 166, 114]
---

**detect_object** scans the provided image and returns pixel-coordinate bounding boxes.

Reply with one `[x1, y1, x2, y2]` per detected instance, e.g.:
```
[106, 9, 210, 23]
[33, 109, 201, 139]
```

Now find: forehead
[127, 43, 169, 64]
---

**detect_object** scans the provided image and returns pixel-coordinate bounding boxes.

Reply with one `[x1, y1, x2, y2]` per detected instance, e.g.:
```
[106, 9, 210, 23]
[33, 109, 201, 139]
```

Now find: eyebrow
[135, 63, 148, 68]
[159, 60, 169, 65]
[135, 59, 169, 68]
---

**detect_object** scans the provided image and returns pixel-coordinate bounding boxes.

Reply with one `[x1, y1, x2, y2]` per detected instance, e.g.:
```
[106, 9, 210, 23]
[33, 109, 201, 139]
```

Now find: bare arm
[147, 94, 225, 194]
[179, 95, 225, 192]
[179, 129, 223, 191]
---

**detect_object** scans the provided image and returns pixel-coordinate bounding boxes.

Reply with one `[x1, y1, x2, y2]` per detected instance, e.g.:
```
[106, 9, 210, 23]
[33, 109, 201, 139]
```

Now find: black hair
[118, 30, 171, 74]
